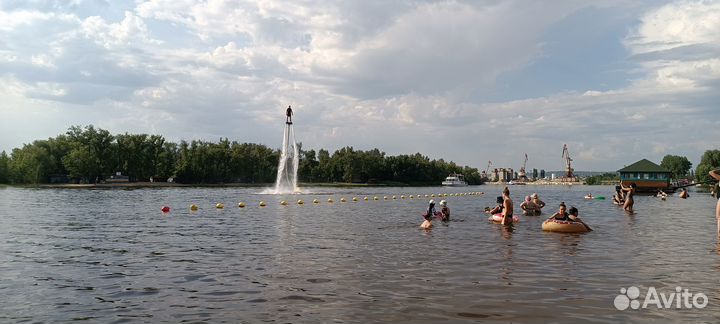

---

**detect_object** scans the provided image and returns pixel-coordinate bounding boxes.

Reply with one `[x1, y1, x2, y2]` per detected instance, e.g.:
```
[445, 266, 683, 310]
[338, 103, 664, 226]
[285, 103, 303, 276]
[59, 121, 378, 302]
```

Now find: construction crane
[518, 154, 528, 181]
[482, 160, 492, 180]
[562, 144, 575, 180]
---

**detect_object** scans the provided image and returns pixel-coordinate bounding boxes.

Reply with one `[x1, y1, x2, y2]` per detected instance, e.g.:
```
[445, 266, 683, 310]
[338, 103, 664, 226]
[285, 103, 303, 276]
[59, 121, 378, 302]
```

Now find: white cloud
[1, 1, 719, 172]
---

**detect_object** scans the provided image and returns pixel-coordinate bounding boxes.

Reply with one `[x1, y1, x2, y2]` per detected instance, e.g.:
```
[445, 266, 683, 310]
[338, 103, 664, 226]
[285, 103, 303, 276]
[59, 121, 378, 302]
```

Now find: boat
[442, 174, 468, 186]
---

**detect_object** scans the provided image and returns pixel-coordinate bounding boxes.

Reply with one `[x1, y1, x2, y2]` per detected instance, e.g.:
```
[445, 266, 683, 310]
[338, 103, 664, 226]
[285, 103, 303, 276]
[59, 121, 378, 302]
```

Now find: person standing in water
[531, 193, 545, 214]
[520, 196, 539, 216]
[709, 170, 720, 236]
[439, 200, 450, 222]
[612, 185, 625, 205]
[620, 181, 637, 213]
[501, 187, 514, 225]
[286, 105, 293, 124]
[421, 200, 437, 229]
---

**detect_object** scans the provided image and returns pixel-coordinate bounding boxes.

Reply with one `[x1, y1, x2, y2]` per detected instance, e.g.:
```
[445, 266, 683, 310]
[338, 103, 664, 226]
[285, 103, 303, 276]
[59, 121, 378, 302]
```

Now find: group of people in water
[611, 182, 636, 212]
[423, 186, 593, 231]
[420, 199, 451, 228]
[421, 170, 720, 235]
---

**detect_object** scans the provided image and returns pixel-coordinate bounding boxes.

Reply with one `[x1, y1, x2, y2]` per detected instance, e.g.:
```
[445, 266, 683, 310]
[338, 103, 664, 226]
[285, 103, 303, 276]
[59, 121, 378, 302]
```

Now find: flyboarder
[286, 105, 293, 124]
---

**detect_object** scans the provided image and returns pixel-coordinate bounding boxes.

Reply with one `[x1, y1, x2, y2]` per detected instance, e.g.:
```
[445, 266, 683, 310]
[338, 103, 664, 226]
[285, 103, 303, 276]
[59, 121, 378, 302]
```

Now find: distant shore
[27, 182, 411, 189]
[16, 180, 591, 189]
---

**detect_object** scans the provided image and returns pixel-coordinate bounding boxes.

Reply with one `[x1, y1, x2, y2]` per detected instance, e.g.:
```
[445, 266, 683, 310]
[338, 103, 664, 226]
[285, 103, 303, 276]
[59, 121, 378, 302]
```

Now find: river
[1, 185, 718, 323]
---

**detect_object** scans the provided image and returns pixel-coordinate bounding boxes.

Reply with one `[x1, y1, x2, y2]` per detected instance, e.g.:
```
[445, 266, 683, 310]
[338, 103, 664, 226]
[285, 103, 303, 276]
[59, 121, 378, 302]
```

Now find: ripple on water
[0, 185, 718, 323]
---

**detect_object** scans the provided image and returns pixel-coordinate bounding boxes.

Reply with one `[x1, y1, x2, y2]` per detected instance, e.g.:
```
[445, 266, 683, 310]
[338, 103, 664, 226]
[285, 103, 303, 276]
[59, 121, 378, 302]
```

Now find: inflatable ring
[488, 214, 519, 223]
[542, 219, 589, 233]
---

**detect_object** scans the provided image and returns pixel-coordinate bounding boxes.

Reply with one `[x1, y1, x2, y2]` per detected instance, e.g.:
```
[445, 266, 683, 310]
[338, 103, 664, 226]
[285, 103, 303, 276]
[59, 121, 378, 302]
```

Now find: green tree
[0, 151, 9, 183]
[63, 147, 95, 183]
[9, 143, 53, 184]
[696, 150, 720, 184]
[660, 155, 692, 179]
[66, 125, 115, 182]
[584, 173, 619, 185]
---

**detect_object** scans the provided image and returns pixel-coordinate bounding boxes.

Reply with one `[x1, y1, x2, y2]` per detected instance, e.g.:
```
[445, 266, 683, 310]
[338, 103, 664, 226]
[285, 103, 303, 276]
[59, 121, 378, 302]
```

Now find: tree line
[0, 125, 483, 185]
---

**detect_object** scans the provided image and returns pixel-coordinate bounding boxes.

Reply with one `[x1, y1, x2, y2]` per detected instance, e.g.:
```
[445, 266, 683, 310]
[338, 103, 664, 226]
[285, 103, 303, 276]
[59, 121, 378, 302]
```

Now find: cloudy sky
[1, 0, 718, 172]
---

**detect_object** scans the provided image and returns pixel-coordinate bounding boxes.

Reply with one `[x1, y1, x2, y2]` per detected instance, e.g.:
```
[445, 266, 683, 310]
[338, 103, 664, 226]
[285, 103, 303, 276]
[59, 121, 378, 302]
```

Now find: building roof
[617, 159, 671, 173]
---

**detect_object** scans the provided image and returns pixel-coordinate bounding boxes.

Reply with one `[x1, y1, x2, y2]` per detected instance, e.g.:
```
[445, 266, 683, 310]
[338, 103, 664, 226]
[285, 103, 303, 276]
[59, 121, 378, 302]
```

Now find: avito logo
[614, 286, 708, 311]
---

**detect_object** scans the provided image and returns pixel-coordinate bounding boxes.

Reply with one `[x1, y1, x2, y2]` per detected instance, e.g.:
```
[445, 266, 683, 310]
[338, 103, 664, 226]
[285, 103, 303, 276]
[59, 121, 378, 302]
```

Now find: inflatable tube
[488, 214, 519, 223]
[594, 196, 605, 200]
[542, 219, 589, 233]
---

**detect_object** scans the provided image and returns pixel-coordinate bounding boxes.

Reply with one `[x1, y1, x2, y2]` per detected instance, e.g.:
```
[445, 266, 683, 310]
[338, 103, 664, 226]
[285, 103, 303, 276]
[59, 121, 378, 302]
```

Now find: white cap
[439, 200, 447, 206]
[429, 199, 435, 205]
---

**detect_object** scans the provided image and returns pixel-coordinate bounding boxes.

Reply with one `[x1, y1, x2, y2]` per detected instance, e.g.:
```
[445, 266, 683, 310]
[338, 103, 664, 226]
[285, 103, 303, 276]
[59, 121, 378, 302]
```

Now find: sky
[1, 0, 719, 172]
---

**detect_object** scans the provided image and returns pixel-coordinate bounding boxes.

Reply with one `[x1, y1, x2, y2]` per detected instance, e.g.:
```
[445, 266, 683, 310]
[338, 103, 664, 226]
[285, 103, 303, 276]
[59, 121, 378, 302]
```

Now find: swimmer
[678, 188, 689, 199]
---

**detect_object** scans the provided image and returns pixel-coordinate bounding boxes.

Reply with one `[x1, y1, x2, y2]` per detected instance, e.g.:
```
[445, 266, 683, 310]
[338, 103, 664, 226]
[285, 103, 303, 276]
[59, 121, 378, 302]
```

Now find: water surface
[1, 185, 718, 323]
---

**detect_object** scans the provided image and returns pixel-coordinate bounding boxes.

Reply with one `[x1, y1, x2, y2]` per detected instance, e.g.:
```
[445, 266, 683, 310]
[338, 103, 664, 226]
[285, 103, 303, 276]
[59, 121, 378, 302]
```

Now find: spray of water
[272, 123, 300, 194]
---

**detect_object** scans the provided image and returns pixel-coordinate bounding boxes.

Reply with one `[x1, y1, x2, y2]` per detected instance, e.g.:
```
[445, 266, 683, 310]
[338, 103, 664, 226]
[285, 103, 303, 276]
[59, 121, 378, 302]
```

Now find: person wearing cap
[421, 200, 437, 229]
[520, 195, 539, 216]
[439, 200, 450, 222]
[530, 193, 545, 214]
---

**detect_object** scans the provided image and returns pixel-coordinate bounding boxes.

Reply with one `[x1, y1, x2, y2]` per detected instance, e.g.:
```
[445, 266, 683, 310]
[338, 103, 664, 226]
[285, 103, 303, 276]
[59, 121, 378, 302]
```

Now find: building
[106, 172, 130, 183]
[617, 159, 672, 192]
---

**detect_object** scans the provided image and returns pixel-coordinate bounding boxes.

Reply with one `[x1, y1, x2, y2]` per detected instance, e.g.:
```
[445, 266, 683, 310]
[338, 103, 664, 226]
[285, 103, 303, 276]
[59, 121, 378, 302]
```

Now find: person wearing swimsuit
[501, 187, 514, 226]
[549, 202, 572, 221]
[709, 170, 720, 236]
[520, 196, 539, 216]
[531, 193, 545, 214]
[621, 182, 636, 213]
